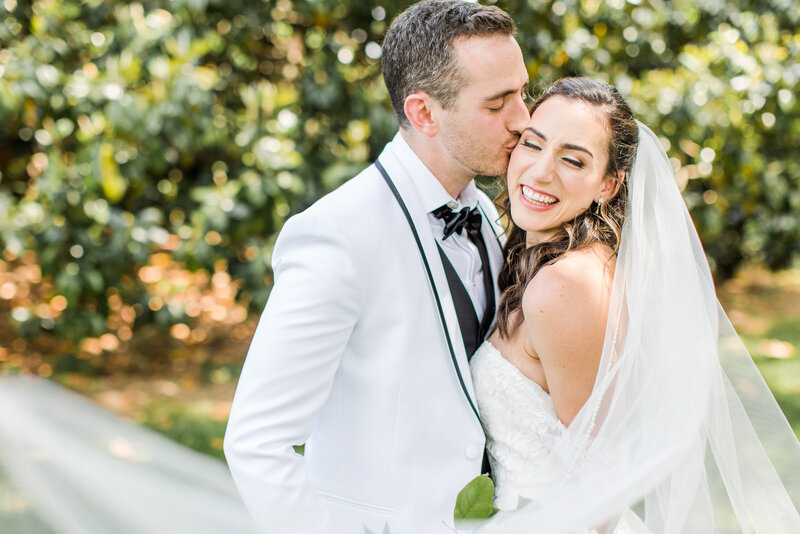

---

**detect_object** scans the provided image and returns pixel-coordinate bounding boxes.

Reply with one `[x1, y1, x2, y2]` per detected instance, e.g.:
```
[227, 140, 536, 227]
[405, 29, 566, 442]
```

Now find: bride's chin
[524, 228, 557, 246]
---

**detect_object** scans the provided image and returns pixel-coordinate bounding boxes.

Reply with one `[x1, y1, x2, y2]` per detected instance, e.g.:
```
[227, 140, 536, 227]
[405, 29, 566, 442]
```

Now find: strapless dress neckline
[477, 340, 550, 396]
[470, 342, 651, 533]
[469, 340, 566, 510]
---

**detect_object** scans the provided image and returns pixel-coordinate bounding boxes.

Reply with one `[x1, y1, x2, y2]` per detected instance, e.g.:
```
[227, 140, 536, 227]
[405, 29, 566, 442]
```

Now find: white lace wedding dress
[470, 341, 643, 534]
[470, 340, 564, 511]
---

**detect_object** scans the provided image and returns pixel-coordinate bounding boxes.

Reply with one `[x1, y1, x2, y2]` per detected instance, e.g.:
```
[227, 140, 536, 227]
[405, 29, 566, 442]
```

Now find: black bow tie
[431, 205, 483, 241]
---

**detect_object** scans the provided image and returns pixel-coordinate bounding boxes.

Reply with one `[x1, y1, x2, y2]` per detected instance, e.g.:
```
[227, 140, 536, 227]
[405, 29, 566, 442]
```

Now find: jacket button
[465, 446, 481, 460]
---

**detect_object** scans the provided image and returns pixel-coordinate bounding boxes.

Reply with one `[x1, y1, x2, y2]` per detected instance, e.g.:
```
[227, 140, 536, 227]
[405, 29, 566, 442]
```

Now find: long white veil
[0, 375, 256, 534]
[477, 123, 800, 533]
[2, 124, 798, 534]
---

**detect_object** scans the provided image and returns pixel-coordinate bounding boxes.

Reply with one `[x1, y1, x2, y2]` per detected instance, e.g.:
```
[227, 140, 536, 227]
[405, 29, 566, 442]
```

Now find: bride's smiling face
[507, 95, 618, 245]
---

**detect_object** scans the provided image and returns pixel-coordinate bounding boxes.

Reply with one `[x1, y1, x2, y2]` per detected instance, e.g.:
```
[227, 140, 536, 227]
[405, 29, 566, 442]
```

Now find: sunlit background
[1, 0, 799, 460]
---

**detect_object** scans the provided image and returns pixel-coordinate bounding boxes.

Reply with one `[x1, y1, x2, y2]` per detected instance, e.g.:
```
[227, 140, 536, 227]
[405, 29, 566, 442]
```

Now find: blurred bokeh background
[1, 0, 799, 460]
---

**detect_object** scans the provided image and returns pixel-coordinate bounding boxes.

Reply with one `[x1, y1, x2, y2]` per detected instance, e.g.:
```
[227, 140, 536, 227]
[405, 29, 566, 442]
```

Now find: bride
[469, 77, 800, 533]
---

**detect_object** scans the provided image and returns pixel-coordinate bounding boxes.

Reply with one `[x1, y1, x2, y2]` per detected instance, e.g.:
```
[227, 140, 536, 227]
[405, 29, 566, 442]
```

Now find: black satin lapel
[472, 232, 495, 341]
[476, 202, 504, 252]
[375, 160, 482, 425]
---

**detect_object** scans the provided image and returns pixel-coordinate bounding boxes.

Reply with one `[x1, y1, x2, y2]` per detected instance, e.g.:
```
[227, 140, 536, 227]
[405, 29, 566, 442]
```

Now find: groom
[224, 1, 529, 532]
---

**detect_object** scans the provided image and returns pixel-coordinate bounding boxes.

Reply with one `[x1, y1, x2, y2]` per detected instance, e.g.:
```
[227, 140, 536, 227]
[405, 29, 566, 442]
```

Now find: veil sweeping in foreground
[1, 126, 799, 534]
[0, 375, 256, 534]
[476, 123, 800, 533]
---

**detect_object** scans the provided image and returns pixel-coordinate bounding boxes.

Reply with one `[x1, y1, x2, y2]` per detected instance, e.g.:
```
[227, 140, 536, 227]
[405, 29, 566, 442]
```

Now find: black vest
[435, 241, 495, 360]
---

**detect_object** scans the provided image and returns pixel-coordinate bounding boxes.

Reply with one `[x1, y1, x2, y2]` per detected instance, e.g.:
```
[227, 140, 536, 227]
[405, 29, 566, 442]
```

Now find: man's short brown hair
[381, 0, 516, 127]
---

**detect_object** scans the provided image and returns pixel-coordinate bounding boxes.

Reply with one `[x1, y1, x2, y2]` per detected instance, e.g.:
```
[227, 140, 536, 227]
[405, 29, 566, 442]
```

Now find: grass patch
[137, 397, 305, 459]
[719, 270, 800, 439]
[139, 399, 229, 461]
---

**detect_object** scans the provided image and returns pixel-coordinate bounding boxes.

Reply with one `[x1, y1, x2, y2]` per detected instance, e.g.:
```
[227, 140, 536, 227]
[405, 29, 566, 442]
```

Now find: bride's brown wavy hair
[494, 77, 639, 338]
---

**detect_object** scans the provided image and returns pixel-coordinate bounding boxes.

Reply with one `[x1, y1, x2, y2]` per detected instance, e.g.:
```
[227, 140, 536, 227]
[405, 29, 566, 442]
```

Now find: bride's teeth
[522, 186, 557, 205]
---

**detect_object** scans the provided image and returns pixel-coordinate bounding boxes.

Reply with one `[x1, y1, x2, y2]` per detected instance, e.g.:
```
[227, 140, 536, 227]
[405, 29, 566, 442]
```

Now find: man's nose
[506, 93, 530, 134]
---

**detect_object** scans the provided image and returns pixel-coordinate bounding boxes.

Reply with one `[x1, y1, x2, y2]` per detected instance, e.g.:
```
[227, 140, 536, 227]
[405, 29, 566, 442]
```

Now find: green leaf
[454, 474, 495, 520]
[362, 521, 395, 534]
[99, 143, 127, 204]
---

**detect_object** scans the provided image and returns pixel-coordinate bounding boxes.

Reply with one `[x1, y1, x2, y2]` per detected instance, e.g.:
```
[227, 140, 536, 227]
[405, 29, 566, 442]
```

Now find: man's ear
[403, 92, 439, 137]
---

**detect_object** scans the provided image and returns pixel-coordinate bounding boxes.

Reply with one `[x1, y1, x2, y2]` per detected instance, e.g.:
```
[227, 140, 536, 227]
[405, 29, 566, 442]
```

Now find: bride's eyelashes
[521, 140, 542, 151]
[520, 140, 586, 169]
[564, 157, 584, 169]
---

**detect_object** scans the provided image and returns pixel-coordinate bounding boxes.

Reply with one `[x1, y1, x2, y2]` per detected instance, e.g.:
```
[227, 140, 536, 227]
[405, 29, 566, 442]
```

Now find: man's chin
[462, 153, 510, 178]
[476, 163, 509, 178]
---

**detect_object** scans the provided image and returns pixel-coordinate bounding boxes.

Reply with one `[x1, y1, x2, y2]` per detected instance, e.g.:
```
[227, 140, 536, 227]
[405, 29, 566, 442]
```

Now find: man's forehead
[452, 34, 527, 94]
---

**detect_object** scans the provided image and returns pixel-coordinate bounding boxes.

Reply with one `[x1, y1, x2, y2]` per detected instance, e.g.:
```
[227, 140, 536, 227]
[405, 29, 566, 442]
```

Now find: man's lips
[504, 138, 520, 153]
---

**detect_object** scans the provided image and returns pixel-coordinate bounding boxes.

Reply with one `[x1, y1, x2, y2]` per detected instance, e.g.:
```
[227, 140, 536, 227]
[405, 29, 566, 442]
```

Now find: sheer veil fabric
[1, 125, 798, 534]
[475, 123, 800, 533]
[0, 375, 257, 534]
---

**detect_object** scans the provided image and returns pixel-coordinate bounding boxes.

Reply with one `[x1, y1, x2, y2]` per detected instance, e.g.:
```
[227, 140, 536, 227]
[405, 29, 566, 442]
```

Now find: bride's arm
[520, 248, 614, 426]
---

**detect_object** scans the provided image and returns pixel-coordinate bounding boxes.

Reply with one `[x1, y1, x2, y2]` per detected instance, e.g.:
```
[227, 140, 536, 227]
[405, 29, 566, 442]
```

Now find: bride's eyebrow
[525, 127, 594, 158]
[527, 127, 546, 139]
[563, 143, 593, 158]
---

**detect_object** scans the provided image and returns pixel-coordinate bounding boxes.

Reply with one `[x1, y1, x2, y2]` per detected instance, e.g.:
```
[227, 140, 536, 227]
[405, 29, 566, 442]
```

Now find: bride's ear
[600, 169, 625, 200]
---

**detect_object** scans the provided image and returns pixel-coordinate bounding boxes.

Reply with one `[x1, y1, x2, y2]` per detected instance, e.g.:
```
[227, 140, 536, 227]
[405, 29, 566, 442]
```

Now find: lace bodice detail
[469, 341, 565, 510]
[470, 342, 646, 534]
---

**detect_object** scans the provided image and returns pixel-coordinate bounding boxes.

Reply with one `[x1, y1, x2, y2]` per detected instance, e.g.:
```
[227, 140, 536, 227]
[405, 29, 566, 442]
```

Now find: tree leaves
[1, 0, 799, 353]
[98, 142, 126, 203]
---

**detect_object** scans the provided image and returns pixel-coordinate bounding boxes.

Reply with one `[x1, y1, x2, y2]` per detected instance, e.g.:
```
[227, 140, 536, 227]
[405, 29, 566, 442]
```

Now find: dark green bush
[1, 0, 798, 353]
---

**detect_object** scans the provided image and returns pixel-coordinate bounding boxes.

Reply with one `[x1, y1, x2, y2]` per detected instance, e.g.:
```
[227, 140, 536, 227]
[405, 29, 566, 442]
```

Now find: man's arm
[224, 211, 361, 533]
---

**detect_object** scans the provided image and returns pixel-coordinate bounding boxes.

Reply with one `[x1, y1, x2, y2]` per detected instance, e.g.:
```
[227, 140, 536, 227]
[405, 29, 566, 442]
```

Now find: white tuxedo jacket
[224, 133, 505, 533]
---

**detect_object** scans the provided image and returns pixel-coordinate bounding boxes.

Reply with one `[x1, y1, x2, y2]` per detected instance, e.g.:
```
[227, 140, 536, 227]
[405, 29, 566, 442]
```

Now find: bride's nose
[528, 154, 555, 184]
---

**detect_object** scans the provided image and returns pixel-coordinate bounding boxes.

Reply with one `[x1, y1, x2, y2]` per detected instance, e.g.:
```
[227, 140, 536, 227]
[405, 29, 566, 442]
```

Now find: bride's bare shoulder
[525, 244, 614, 296]
[521, 244, 615, 327]
[519, 243, 616, 424]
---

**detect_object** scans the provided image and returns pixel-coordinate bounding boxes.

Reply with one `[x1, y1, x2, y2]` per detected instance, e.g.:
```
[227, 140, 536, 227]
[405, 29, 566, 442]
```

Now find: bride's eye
[522, 140, 542, 151]
[563, 157, 584, 168]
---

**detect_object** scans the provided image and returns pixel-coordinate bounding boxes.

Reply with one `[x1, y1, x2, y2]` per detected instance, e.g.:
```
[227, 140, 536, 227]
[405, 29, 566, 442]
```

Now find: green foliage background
[1, 0, 799, 352]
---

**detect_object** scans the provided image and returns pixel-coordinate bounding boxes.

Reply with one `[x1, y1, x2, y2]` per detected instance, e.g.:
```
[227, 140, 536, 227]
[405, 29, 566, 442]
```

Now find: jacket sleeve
[223, 210, 361, 533]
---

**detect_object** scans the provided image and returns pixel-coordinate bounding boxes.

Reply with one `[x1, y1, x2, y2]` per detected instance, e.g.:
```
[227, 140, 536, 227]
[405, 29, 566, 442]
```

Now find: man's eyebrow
[526, 128, 594, 158]
[484, 88, 517, 102]
[484, 80, 530, 102]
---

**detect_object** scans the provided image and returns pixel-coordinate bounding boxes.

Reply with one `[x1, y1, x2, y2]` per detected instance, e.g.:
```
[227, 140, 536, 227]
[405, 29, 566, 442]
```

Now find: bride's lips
[518, 185, 559, 211]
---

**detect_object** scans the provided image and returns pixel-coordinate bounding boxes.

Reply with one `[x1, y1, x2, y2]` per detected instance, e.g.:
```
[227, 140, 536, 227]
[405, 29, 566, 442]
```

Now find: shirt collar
[388, 132, 480, 214]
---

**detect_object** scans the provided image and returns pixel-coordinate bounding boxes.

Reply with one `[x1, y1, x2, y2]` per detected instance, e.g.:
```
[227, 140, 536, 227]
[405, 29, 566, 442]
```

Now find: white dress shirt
[392, 135, 487, 319]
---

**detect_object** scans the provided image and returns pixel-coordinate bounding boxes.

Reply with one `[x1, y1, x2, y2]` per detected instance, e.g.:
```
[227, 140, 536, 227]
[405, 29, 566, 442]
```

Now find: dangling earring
[595, 197, 604, 215]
